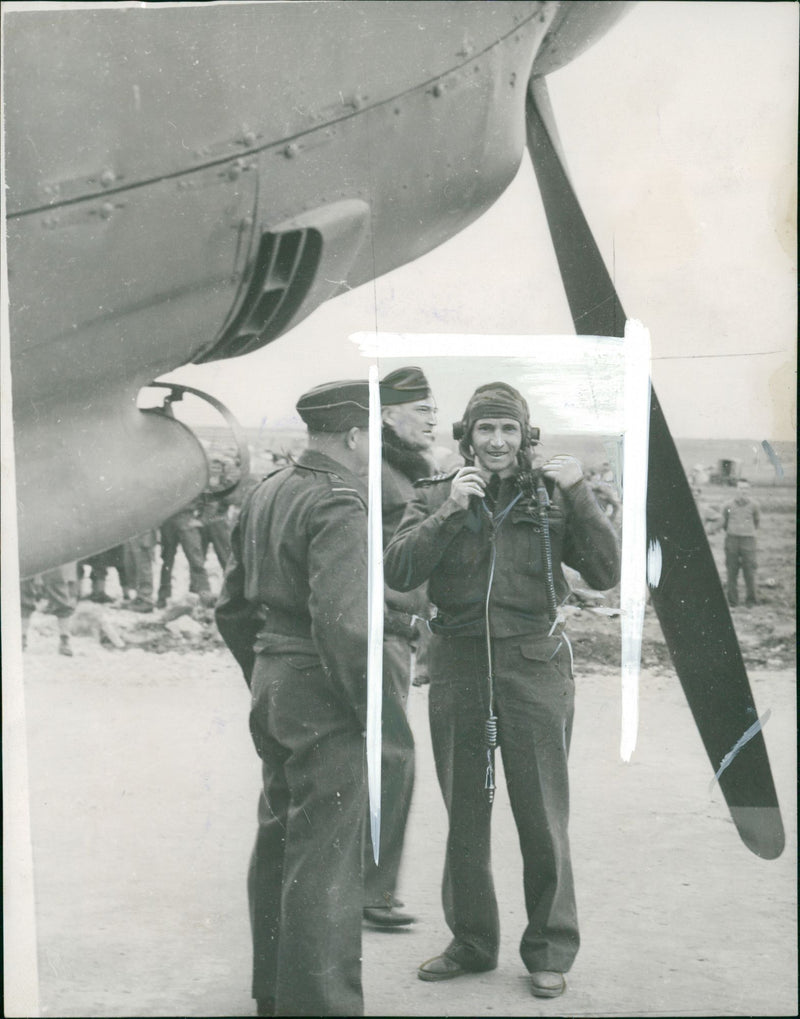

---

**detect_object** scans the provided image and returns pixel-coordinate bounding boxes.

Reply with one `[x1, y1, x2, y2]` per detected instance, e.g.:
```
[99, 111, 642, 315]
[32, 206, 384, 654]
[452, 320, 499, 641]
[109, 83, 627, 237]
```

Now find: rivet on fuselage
[242, 130, 257, 147]
[284, 143, 299, 159]
[432, 83, 444, 98]
[100, 202, 114, 220]
[100, 168, 116, 188]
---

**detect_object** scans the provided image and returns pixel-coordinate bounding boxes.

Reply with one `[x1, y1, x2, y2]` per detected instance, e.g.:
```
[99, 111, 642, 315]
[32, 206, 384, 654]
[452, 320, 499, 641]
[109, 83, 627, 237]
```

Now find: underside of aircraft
[2, 0, 784, 859]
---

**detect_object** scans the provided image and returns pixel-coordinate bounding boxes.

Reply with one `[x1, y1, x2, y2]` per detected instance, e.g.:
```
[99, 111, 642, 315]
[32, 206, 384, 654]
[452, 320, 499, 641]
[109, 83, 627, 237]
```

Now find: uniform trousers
[201, 515, 232, 569]
[124, 531, 156, 602]
[158, 516, 209, 601]
[20, 566, 74, 618]
[362, 634, 415, 906]
[724, 534, 758, 605]
[81, 546, 131, 594]
[248, 651, 367, 1017]
[428, 632, 579, 974]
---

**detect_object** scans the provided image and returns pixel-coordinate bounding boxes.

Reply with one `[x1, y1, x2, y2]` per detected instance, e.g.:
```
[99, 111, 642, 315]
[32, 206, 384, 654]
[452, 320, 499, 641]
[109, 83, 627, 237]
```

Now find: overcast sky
[160, 1, 797, 441]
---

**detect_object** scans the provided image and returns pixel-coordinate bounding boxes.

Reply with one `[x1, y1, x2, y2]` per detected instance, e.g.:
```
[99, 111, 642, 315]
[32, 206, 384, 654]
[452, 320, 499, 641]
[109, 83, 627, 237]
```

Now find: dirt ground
[10, 486, 797, 1017]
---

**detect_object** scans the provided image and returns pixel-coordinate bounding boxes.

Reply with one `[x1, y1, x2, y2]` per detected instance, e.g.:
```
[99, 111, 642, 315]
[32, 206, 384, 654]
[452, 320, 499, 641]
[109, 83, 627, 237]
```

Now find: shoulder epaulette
[288, 456, 366, 502]
[289, 457, 338, 479]
[414, 470, 459, 488]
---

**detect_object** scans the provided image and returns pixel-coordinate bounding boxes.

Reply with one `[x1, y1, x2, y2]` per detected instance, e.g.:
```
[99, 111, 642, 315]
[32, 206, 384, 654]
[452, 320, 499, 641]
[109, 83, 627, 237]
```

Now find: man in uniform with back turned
[216, 380, 371, 1018]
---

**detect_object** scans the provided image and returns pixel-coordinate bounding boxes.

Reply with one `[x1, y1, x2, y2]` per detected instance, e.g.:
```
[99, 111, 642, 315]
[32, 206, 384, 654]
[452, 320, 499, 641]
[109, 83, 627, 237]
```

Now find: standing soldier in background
[384, 382, 619, 1000]
[722, 479, 760, 607]
[156, 498, 211, 608]
[216, 380, 371, 1019]
[199, 455, 234, 570]
[360, 366, 439, 929]
[124, 529, 158, 613]
[21, 564, 76, 655]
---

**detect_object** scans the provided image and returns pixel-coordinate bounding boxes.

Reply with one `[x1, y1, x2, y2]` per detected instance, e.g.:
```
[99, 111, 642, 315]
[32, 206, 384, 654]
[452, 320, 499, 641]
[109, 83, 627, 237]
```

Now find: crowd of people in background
[78, 450, 250, 612]
[19, 441, 766, 664]
[19, 446, 268, 653]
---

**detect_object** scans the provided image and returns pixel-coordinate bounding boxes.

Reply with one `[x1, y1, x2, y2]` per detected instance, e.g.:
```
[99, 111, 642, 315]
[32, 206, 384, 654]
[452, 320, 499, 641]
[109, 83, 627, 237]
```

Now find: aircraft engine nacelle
[3, 1, 632, 575]
[13, 391, 210, 579]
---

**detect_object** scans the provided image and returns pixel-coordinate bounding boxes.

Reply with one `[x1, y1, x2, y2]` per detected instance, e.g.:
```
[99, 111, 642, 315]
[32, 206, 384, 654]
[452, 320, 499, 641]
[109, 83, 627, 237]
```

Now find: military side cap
[296, 380, 370, 432]
[380, 365, 431, 405]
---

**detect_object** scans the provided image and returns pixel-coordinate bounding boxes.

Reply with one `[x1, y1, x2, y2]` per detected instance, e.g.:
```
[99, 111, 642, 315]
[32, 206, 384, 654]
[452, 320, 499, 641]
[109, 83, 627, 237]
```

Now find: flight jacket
[384, 470, 620, 638]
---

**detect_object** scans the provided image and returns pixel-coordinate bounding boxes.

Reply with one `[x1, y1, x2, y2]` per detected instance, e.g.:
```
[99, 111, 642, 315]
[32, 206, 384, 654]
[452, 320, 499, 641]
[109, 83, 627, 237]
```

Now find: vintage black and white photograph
[1, 2, 796, 1017]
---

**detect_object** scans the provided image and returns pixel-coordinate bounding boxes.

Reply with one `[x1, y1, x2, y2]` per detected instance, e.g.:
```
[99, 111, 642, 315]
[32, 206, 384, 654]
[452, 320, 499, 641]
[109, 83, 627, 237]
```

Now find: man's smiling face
[471, 417, 522, 477]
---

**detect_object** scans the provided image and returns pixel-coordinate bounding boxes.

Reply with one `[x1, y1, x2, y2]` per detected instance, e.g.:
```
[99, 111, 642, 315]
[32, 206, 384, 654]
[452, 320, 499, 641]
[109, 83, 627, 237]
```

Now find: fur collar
[382, 426, 432, 482]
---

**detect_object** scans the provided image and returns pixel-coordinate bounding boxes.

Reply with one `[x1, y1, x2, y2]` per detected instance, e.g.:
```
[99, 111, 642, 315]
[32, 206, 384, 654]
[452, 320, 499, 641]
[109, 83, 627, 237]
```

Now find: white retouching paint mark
[646, 539, 663, 588]
[354, 328, 649, 765]
[366, 365, 383, 865]
[619, 320, 651, 763]
[710, 709, 772, 790]
[354, 331, 620, 360]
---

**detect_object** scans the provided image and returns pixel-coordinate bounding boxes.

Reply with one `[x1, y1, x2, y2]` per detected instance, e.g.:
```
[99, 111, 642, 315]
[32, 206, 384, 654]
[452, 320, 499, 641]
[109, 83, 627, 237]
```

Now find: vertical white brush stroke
[366, 365, 383, 865]
[620, 321, 651, 762]
[1, 147, 41, 1016]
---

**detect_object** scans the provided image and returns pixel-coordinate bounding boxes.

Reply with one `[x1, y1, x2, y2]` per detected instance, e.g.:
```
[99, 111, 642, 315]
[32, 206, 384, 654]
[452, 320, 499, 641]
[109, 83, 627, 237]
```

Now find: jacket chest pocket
[507, 504, 566, 576]
[507, 514, 542, 575]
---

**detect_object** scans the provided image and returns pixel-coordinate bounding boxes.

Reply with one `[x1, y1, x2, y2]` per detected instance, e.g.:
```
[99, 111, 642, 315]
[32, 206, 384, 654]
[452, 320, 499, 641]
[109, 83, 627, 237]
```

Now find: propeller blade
[525, 77, 784, 859]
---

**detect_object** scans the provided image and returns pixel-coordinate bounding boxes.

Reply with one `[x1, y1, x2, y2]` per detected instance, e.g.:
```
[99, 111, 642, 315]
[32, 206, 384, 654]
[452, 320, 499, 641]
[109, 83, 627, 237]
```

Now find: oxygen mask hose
[484, 713, 498, 802]
[537, 479, 559, 625]
[483, 511, 500, 802]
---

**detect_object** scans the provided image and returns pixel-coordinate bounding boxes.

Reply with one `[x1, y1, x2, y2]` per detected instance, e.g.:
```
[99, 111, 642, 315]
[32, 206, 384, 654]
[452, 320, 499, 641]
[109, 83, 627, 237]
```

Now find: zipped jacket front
[384, 472, 619, 638]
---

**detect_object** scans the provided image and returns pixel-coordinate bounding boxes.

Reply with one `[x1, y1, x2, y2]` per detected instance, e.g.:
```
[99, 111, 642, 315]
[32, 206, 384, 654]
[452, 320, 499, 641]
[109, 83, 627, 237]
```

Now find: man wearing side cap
[216, 380, 371, 1018]
[361, 366, 438, 928]
[384, 382, 619, 1000]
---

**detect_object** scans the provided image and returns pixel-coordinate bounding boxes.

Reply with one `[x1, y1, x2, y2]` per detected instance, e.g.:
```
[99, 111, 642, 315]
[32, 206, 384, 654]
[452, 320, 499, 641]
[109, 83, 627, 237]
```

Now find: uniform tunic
[216, 449, 369, 1017]
[384, 470, 619, 974]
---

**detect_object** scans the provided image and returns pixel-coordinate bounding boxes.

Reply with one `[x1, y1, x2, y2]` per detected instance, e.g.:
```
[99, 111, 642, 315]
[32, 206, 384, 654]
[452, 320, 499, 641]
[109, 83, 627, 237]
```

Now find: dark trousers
[158, 517, 209, 600]
[81, 546, 130, 592]
[248, 652, 366, 1017]
[362, 635, 415, 906]
[428, 632, 579, 974]
[725, 534, 758, 605]
[124, 532, 155, 602]
[201, 516, 232, 569]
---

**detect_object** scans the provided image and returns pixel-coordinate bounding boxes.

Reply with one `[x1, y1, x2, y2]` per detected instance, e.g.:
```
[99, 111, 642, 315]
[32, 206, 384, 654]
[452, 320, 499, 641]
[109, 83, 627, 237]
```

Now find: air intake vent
[195, 227, 322, 362]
